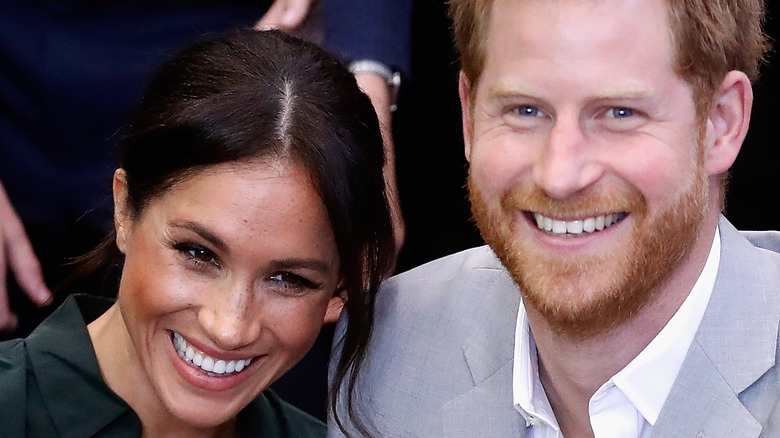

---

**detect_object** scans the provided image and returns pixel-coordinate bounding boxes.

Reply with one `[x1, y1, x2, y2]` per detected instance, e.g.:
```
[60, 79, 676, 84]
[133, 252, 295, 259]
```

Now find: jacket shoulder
[342, 247, 520, 436]
[742, 230, 780, 254]
[245, 390, 325, 437]
[382, 245, 512, 310]
[0, 339, 29, 437]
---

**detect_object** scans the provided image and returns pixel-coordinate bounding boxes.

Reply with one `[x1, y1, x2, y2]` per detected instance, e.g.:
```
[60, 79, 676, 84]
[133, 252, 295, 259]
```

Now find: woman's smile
[172, 331, 255, 377]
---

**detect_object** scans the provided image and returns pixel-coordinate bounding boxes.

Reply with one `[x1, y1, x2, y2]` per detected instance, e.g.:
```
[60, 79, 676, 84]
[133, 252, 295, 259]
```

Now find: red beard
[469, 154, 708, 339]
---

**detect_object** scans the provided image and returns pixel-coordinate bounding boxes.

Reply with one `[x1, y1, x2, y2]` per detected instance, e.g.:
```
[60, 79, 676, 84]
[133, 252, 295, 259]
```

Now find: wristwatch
[348, 60, 401, 112]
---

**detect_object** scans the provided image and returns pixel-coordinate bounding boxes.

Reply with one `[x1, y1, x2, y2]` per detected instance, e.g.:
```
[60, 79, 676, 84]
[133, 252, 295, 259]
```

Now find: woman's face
[111, 159, 342, 429]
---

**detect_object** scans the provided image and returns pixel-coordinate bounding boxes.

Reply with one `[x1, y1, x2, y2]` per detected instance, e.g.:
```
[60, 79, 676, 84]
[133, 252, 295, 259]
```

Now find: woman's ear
[323, 295, 345, 325]
[113, 169, 131, 254]
[703, 70, 753, 176]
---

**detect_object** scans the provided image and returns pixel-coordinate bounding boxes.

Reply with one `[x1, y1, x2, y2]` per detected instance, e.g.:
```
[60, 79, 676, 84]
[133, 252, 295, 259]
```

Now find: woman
[0, 29, 394, 437]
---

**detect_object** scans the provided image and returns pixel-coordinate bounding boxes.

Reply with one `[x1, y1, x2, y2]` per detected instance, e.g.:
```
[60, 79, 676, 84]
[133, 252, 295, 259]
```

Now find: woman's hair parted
[66, 29, 394, 436]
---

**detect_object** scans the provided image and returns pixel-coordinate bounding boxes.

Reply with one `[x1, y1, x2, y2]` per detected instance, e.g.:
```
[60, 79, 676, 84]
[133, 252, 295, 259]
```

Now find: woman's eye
[606, 107, 635, 118]
[515, 105, 544, 117]
[173, 242, 219, 268]
[269, 272, 320, 292]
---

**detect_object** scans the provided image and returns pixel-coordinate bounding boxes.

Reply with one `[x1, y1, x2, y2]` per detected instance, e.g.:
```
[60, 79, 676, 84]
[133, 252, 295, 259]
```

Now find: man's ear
[703, 70, 753, 176]
[112, 169, 131, 254]
[323, 295, 345, 325]
[459, 71, 475, 162]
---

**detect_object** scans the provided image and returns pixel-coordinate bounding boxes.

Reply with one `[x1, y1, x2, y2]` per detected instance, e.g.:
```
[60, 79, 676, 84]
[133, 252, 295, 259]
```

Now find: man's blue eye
[515, 105, 542, 117]
[609, 107, 634, 118]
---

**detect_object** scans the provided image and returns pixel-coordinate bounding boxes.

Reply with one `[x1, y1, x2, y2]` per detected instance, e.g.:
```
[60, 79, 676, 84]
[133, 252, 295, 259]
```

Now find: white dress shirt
[513, 227, 721, 438]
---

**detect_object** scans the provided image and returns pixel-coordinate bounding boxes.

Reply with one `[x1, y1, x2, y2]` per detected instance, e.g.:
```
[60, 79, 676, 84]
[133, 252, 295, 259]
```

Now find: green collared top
[0, 294, 326, 438]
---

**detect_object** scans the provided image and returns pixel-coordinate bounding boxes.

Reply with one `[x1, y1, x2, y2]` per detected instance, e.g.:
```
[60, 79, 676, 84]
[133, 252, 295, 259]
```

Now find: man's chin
[509, 255, 641, 339]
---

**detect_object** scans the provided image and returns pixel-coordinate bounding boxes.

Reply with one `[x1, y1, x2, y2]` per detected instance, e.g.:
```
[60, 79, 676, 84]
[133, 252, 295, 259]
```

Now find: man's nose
[198, 281, 262, 351]
[533, 116, 604, 199]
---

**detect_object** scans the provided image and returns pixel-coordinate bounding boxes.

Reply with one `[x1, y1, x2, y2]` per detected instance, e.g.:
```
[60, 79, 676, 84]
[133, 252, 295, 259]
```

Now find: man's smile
[531, 212, 628, 236]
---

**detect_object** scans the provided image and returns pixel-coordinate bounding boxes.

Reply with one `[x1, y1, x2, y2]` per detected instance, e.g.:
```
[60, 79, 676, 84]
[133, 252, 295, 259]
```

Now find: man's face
[465, 0, 718, 337]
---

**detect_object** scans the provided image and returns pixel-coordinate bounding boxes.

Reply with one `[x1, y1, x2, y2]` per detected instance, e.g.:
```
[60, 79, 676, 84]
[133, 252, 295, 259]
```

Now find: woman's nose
[197, 282, 262, 351]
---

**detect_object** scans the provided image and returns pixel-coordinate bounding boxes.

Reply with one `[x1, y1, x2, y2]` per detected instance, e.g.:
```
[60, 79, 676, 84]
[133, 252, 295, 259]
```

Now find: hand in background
[355, 73, 406, 258]
[255, 0, 314, 31]
[256, 4, 407, 262]
[0, 181, 51, 332]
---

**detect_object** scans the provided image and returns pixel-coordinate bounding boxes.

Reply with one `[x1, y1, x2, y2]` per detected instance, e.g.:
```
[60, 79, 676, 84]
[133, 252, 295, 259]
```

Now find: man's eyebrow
[486, 82, 653, 100]
[486, 82, 536, 99]
[169, 220, 229, 253]
[589, 87, 652, 100]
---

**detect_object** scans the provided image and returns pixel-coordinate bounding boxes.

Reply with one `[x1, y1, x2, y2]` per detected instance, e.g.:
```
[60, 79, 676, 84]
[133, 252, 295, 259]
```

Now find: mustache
[494, 183, 648, 219]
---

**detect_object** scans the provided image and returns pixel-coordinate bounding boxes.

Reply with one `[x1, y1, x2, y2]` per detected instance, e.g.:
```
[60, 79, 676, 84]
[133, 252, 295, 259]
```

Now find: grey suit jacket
[328, 217, 780, 437]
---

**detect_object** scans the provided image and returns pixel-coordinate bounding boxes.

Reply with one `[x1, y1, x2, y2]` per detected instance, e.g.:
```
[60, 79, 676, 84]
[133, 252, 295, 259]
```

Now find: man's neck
[530, 296, 679, 437]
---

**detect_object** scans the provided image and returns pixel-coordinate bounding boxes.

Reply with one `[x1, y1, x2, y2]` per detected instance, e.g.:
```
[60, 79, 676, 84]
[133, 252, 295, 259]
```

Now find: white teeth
[533, 213, 626, 236]
[171, 332, 253, 377]
[595, 216, 606, 231]
[544, 217, 553, 232]
[534, 213, 544, 229]
[566, 220, 583, 234]
[583, 217, 596, 233]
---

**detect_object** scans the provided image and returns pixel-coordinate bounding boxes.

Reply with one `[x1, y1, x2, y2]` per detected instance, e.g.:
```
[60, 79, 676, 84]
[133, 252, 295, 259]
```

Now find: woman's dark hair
[68, 29, 393, 435]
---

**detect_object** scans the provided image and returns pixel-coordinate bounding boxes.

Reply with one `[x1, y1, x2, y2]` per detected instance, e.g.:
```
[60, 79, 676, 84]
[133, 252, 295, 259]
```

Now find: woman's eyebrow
[269, 258, 334, 274]
[169, 220, 229, 253]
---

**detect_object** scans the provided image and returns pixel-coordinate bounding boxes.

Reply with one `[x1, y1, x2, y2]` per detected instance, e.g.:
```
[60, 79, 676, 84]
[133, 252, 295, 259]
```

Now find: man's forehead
[486, 0, 671, 37]
[482, 0, 675, 69]
[472, 0, 693, 108]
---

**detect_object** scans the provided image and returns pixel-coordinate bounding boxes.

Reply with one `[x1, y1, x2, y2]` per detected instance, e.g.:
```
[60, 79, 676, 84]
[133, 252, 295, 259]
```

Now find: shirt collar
[513, 226, 721, 429]
[25, 294, 141, 436]
[513, 305, 559, 429]
[610, 226, 720, 425]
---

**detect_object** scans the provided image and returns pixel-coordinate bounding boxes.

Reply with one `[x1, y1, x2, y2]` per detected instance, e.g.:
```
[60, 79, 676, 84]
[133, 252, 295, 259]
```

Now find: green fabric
[0, 294, 325, 437]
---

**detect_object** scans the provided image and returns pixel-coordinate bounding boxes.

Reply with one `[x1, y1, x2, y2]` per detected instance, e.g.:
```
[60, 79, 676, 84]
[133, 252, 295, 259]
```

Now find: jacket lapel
[651, 341, 763, 437]
[442, 264, 527, 436]
[652, 218, 780, 437]
[442, 359, 526, 436]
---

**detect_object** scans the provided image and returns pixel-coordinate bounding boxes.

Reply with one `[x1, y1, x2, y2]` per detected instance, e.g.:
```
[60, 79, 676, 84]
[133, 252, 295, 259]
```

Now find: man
[329, 0, 780, 436]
